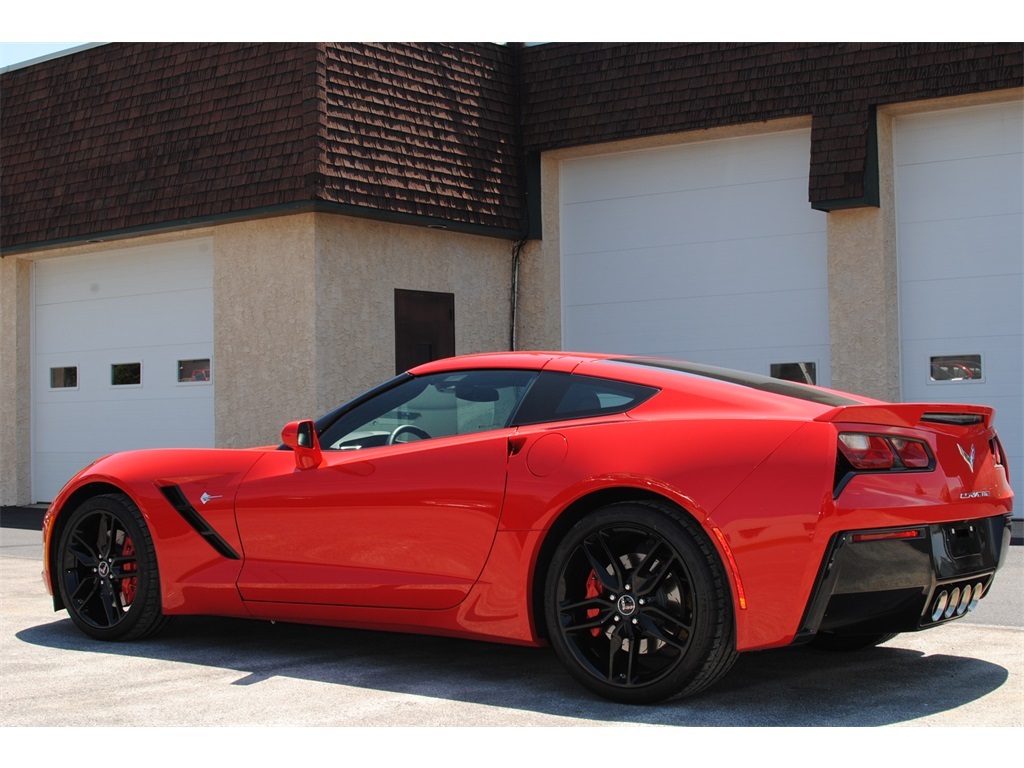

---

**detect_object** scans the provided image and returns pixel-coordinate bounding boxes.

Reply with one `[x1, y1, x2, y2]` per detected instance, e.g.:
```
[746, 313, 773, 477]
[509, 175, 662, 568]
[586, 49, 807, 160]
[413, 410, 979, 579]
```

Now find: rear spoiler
[814, 403, 993, 429]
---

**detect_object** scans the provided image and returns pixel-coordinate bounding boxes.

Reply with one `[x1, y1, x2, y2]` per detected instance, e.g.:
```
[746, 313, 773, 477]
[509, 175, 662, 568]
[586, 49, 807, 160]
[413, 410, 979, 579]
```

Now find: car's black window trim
[610, 358, 861, 407]
[509, 371, 659, 427]
[277, 372, 413, 450]
[315, 369, 540, 451]
[314, 372, 412, 436]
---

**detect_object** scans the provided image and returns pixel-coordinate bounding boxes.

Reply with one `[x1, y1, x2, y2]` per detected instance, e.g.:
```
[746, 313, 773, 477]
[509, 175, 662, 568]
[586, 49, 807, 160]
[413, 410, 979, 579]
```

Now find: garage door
[896, 102, 1023, 503]
[561, 129, 830, 384]
[32, 240, 214, 502]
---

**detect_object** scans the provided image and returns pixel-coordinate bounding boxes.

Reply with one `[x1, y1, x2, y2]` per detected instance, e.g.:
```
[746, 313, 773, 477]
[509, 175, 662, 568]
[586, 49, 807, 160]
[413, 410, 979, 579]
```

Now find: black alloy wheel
[545, 501, 738, 703]
[57, 494, 168, 641]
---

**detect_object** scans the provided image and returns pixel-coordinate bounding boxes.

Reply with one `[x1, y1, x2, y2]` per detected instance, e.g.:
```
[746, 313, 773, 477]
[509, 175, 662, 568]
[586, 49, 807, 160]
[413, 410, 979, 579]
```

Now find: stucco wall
[0, 257, 31, 505]
[826, 207, 900, 402]
[827, 110, 900, 402]
[213, 212, 523, 448]
[213, 215, 319, 447]
[513, 155, 563, 352]
[313, 215, 515, 412]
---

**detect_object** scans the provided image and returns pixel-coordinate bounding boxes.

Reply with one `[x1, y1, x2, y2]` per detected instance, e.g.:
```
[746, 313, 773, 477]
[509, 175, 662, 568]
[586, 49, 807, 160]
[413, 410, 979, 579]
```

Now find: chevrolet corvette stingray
[42, 352, 1014, 703]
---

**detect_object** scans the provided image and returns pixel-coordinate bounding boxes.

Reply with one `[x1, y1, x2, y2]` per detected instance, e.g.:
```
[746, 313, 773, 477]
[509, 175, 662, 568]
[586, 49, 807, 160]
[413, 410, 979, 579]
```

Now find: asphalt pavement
[2, 523, 1021, 743]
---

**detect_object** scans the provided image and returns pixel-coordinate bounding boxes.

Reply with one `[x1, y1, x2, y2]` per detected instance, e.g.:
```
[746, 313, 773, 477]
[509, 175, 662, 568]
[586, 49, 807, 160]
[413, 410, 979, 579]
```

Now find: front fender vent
[158, 485, 241, 560]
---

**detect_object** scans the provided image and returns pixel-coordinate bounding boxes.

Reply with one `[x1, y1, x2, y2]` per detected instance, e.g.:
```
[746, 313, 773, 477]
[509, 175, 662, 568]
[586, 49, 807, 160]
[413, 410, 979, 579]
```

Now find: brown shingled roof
[3, 42, 1021, 250]
[1, 42, 522, 250]
[1, 43, 320, 248]
[318, 43, 520, 229]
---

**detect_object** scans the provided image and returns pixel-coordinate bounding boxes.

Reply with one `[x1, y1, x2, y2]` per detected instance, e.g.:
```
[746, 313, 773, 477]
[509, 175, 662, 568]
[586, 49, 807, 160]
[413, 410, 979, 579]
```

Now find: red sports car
[42, 352, 1014, 703]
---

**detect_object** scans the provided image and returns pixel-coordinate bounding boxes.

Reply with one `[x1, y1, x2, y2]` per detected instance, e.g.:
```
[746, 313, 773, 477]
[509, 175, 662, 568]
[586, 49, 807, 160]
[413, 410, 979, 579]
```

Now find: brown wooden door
[394, 288, 455, 374]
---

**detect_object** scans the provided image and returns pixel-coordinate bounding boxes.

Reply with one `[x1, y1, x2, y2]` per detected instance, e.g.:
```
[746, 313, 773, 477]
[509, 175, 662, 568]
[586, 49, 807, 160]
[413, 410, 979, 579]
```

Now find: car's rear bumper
[795, 513, 1012, 641]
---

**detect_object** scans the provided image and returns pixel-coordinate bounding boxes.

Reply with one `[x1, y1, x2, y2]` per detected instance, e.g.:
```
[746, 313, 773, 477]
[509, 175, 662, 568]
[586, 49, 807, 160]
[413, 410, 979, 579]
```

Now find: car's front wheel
[56, 493, 168, 641]
[544, 500, 738, 703]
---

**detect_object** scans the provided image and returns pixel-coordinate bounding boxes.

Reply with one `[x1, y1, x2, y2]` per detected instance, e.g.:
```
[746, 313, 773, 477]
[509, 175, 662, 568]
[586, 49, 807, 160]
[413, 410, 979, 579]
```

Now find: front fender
[44, 448, 266, 617]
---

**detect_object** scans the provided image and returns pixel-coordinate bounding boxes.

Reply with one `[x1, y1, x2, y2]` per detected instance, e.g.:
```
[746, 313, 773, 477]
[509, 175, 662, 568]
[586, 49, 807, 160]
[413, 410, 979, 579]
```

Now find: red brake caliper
[585, 570, 603, 637]
[120, 536, 138, 605]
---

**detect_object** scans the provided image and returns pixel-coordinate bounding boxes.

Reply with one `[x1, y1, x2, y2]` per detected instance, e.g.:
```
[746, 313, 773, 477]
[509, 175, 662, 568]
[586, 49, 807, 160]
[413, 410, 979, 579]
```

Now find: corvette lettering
[960, 491, 990, 499]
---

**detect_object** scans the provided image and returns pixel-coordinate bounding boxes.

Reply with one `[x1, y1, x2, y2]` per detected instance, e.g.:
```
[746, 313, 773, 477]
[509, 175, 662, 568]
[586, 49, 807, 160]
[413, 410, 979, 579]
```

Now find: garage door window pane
[178, 358, 211, 383]
[930, 355, 982, 382]
[111, 362, 141, 386]
[49, 366, 78, 389]
[771, 362, 817, 385]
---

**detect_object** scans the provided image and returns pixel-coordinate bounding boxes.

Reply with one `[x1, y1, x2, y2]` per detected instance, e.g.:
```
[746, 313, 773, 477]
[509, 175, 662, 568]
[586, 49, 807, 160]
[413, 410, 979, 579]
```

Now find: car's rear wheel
[811, 631, 898, 651]
[57, 493, 168, 641]
[544, 501, 738, 703]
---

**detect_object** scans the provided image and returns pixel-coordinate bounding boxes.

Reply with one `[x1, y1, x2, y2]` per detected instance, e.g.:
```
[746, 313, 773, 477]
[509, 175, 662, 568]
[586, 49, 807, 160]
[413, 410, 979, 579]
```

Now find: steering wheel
[387, 424, 432, 445]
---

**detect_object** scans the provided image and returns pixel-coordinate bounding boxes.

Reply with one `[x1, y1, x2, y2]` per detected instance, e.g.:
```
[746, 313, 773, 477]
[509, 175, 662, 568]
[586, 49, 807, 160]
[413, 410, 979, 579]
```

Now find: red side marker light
[711, 527, 747, 610]
[852, 529, 923, 543]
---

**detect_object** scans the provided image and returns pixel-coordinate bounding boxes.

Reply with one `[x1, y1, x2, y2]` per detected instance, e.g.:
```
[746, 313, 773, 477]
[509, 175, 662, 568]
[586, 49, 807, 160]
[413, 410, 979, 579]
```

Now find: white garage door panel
[32, 240, 214, 502]
[566, 287, 829, 355]
[34, 356, 217, 407]
[35, 397, 215, 454]
[896, 103, 1023, 505]
[898, 215, 1023, 279]
[902, 337, 1023, 399]
[561, 129, 829, 383]
[563, 177, 820, 256]
[562, 131, 813, 204]
[34, 247, 212, 305]
[891, 102, 1022, 165]
[35, 289, 212, 353]
[563, 233, 826, 306]
[900, 275, 1023, 341]
[896, 155, 1023, 223]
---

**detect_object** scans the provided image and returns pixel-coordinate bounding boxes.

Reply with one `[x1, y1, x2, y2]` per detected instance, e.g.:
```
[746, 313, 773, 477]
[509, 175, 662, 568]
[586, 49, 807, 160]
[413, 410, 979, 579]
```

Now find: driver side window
[320, 370, 537, 450]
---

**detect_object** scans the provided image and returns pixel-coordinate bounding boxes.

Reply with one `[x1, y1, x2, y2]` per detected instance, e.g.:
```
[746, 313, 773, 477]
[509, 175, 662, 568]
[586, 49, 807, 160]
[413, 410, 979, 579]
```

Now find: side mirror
[281, 420, 323, 470]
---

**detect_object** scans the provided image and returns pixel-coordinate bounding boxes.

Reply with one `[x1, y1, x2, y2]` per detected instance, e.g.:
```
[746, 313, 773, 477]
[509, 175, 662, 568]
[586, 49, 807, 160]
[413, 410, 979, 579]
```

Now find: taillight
[890, 437, 932, 469]
[835, 432, 934, 496]
[838, 434, 895, 469]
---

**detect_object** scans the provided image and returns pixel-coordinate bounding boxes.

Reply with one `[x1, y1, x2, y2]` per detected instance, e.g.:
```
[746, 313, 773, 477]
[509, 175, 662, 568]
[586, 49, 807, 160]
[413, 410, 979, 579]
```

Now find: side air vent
[920, 412, 984, 426]
[158, 485, 241, 560]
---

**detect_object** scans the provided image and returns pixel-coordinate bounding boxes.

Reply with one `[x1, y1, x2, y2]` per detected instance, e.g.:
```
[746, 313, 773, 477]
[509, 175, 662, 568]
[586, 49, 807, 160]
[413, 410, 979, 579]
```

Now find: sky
[1, 3, 993, 72]
[1, 42, 90, 69]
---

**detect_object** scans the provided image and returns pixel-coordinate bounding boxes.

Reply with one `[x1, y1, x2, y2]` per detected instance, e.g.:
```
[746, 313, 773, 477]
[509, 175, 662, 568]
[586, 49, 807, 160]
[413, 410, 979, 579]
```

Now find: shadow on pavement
[17, 614, 1008, 726]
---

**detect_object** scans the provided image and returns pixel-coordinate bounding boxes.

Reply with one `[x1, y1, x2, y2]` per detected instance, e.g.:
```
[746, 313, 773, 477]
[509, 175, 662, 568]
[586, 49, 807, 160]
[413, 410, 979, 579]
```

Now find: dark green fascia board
[524, 151, 543, 240]
[0, 200, 532, 257]
[811, 193, 878, 212]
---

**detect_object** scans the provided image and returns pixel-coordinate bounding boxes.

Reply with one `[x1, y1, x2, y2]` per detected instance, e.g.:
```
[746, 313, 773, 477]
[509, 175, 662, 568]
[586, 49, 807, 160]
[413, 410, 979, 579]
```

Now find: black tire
[544, 500, 738, 703]
[56, 493, 169, 641]
[811, 632, 898, 651]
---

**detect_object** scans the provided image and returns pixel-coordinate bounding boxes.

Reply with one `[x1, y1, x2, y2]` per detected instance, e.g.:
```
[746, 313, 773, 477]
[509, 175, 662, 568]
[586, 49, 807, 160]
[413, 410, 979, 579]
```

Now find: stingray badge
[957, 444, 976, 473]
